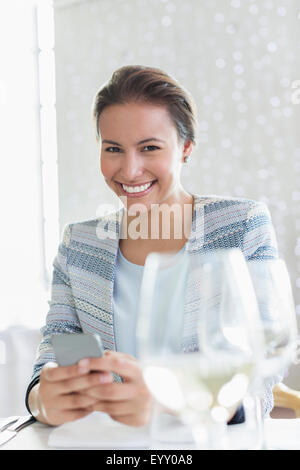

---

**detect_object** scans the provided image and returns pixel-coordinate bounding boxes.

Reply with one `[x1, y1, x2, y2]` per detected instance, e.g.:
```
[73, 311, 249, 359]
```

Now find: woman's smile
[116, 179, 157, 197]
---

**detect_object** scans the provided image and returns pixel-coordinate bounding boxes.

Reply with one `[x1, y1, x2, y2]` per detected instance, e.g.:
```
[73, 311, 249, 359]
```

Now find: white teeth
[121, 181, 153, 193]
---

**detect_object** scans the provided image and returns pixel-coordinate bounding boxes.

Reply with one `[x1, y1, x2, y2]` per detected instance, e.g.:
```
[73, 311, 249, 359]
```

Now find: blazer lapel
[91, 207, 124, 351]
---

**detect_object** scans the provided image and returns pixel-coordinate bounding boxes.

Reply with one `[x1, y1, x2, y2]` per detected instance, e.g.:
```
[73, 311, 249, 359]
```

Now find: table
[1, 421, 52, 450]
[1, 418, 300, 450]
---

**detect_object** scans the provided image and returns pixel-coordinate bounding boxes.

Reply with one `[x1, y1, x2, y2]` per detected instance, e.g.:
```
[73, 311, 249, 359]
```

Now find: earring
[184, 155, 190, 163]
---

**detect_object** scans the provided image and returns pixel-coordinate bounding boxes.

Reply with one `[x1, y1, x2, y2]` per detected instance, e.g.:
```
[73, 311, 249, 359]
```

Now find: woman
[26, 65, 279, 427]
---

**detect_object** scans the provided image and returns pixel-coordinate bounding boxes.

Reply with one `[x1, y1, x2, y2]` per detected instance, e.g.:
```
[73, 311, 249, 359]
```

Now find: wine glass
[136, 248, 265, 449]
[245, 258, 298, 448]
[247, 258, 298, 380]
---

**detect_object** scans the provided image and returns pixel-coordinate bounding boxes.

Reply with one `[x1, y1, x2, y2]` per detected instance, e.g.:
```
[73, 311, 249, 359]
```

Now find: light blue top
[112, 245, 188, 357]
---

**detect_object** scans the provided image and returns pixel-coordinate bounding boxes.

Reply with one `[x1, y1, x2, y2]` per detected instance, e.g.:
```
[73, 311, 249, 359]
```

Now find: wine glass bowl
[246, 258, 298, 381]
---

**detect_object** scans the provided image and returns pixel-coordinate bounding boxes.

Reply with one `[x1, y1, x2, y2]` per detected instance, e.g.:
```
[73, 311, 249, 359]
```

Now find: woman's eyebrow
[102, 137, 165, 146]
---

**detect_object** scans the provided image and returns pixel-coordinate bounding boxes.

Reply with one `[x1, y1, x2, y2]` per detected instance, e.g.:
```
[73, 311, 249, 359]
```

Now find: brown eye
[143, 145, 160, 151]
[105, 147, 121, 152]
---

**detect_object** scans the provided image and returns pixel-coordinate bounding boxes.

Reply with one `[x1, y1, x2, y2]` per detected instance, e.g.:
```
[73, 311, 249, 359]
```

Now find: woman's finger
[83, 352, 142, 382]
[56, 392, 99, 411]
[91, 397, 148, 417]
[84, 382, 137, 401]
[91, 400, 137, 416]
[41, 360, 91, 383]
[46, 408, 94, 427]
[109, 413, 150, 427]
[54, 371, 113, 395]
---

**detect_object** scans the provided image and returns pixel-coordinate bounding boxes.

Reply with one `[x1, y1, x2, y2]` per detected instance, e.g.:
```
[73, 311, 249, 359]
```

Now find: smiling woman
[26, 65, 280, 429]
[93, 66, 199, 263]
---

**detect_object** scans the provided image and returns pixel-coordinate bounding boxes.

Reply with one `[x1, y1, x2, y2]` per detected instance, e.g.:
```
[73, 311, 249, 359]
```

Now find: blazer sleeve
[25, 223, 83, 413]
[242, 201, 282, 417]
[242, 201, 278, 261]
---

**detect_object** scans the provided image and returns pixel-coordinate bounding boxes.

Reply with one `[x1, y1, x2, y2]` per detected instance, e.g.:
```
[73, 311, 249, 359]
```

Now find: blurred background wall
[53, 0, 300, 386]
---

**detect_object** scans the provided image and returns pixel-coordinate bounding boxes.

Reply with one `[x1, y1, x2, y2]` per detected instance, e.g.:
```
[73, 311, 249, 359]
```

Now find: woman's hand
[82, 351, 153, 427]
[29, 360, 113, 426]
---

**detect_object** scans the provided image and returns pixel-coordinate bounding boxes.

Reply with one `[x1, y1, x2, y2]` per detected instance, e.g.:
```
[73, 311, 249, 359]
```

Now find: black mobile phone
[50, 333, 104, 367]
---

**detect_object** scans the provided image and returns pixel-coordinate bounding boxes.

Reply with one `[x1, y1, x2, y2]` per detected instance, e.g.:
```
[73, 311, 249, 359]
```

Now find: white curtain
[0, 0, 58, 417]
[0, 0, 58, 329]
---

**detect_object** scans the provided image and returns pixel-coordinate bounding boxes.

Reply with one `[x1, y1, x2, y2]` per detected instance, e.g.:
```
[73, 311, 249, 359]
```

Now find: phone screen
[51, 333, 104, 367]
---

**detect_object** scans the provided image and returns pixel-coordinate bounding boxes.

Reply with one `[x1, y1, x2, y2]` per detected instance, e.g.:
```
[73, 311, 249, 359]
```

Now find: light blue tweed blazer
[26, 194, 279, 414]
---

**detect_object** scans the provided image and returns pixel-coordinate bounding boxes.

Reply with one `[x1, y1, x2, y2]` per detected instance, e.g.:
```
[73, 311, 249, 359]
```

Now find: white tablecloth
[1, 414, 300, 450]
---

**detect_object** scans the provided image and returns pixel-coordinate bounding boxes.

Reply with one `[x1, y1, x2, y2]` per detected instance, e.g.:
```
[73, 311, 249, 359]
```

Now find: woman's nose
[120, 153, 143, 181]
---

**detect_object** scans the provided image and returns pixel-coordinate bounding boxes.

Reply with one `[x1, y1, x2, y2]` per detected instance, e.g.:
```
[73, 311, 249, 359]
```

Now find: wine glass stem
[245, 388, 266, 449]
[192, 415, 227, 450]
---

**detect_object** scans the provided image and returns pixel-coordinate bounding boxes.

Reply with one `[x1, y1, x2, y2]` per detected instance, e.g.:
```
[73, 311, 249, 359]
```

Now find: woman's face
[98, 101, 192, 212]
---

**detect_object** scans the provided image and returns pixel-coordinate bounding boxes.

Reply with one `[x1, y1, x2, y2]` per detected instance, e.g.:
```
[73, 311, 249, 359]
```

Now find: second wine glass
[245, 258, 298, 449]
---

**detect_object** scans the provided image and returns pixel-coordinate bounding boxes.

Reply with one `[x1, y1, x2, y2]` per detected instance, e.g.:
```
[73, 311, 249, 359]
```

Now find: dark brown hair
[92, 65, 197, 145]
